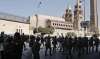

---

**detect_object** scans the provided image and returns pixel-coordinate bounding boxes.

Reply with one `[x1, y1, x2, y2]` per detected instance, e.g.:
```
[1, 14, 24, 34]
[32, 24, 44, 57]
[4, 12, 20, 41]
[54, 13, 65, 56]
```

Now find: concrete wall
[0, 20, 29, 35]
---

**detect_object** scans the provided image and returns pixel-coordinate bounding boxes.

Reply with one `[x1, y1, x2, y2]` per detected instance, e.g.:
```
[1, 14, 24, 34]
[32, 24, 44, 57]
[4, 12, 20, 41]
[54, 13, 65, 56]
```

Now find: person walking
[52, 36, 57, 53]
[32, 37, 41, 59]
[45, 36, 52, 56]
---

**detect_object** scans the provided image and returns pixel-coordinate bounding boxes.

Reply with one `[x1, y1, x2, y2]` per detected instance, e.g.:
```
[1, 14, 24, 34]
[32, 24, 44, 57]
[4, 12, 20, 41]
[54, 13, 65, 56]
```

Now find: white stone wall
[0, 20, 29, 35]
[30, 14, 84, 36]
[53, 29, 74, 36]
[30, 14, 65, 28]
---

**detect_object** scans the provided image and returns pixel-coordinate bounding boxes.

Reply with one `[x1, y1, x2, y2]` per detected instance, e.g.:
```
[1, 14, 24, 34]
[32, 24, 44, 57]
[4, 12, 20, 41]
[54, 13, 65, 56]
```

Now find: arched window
[52, 23, 55, 25]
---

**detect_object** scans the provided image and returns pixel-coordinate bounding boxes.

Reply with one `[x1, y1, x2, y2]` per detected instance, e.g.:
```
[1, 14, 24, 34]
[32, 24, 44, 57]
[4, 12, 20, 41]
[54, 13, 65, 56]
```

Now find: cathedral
[0, 0, 99, 36]
[29, 0, 85, 36]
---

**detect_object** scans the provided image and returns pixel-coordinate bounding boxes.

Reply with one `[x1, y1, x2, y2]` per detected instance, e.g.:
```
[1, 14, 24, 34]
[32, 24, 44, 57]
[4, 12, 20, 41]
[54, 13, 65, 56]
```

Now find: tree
[33, 28, 39, 34]
[33, 26, 54, 35]
[66, 32, 77, 37]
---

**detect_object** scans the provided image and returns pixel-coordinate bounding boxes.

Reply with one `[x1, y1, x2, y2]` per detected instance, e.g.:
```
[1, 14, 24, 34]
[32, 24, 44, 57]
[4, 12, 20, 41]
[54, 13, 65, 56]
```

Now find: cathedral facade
[0, 0, 97, 36]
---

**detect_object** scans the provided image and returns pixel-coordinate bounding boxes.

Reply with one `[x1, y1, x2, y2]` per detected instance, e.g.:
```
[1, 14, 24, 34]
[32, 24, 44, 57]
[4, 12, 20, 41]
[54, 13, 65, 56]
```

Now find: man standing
[32, 36, 41, 59]
[94, 35, 99, 53]
[52, 36, 57, 53]
[13, 32, 23, 59]
[0, 32, 5, 59]
[45, 36, 52, 56]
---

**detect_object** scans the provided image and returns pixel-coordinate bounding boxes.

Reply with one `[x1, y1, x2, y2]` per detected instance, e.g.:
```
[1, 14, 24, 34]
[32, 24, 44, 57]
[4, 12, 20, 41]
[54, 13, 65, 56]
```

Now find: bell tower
[90, 0, 99, 34]
[64, 6, 73, 23]
[73, 0, 83, 30]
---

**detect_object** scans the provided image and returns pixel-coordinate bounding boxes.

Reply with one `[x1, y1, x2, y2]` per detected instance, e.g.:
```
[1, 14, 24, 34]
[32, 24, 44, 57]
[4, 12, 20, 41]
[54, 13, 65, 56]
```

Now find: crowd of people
[0, 32, 100, 59]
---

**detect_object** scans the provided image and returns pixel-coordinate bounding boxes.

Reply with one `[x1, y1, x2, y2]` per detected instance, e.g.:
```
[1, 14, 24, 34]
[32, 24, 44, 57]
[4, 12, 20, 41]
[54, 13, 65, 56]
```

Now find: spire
[77, 0, 82, 9]
[64, 5, 73, 23]
[73, 0, 83, 31]
[67, 5, 71, 10]
[77, 0, 80, 6]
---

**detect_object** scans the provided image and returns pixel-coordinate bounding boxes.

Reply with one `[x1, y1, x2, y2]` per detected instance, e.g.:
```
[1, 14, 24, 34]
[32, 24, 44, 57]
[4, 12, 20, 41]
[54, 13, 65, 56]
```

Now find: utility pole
[84, 0, 86, 36]
[35, 14, 39, 33]
[29, 16, 31, 41]
[35, 1, 42, 33]
[90, 0, 98, 35]
[96, 0, 99, 35]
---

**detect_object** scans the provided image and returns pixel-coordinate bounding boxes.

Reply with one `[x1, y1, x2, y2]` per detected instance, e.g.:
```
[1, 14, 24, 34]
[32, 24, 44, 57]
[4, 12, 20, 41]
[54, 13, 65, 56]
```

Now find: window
[66, 25, 67, 27]
[79, 6, 81, 8]
[53, 23, 55, 25]
[70, 25, 72, 27]
[69, 25, 70, 27]
[68, 25, 70, 27]
[19, 29, 20, 33]
[61, 24, 62, 26]
[21, 29, 23, 34]
[63, 25, 65, 26]
[59, 24, 60, 26]
[16, 29, 18, 32]
[57, 24, 58, 26]
[75, 5, 77, 8]
[69, 10, 71, 12]
[71, 25, 73, 27]
[66, 9, 68, 12]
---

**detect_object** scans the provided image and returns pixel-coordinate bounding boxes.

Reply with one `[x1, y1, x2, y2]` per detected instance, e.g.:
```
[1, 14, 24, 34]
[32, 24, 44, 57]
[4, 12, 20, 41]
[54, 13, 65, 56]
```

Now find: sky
[0, 0, 99, 24]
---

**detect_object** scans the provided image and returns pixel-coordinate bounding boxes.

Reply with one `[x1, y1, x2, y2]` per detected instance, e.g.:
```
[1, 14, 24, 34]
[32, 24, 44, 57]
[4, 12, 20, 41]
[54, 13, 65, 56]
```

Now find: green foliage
[33, 26, 54, 34]
[66, 32, 76, 37]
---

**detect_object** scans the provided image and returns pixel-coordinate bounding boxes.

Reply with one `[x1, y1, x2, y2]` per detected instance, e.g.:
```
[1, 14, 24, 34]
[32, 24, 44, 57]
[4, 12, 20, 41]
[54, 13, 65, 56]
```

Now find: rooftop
[33, 14, 65, 22]
[0, 12, 29, 24]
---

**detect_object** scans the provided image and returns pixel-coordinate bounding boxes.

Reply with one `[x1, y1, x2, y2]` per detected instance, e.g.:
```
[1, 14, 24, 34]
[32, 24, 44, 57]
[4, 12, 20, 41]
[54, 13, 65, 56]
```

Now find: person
[89, 36, 94, 53]
[0, 32, 5, 59]
[32, 36, 41, 59]
[21, 33, 26, 44]
[63, 36, 67, 55]
[22, 36, 32, 59]
[45, 36, 52, 56]
[94, 35, 99, 53]
[68, 37, 73, 59]
[72, 37, 78, 53]
[77, 37, 83, 57]
[58, 36, 64, 52]
[41, 36, 45, 47]
[57, 36, 62, 52]
[13, 32, 23, 59]
[83, 37, 89, 54]
[4, 36, 14, 59]
[52, 36, 57, 53]
[29, 35, 35, 48]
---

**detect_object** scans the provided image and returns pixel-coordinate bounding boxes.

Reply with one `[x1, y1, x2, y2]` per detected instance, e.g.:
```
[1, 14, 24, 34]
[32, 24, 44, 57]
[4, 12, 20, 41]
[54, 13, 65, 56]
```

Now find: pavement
[22, 45, 100, 59]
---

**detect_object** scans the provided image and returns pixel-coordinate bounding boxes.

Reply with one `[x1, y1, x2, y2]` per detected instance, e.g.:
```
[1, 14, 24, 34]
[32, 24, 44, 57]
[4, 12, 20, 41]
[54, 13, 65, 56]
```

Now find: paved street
[22, 45, 100, 59]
